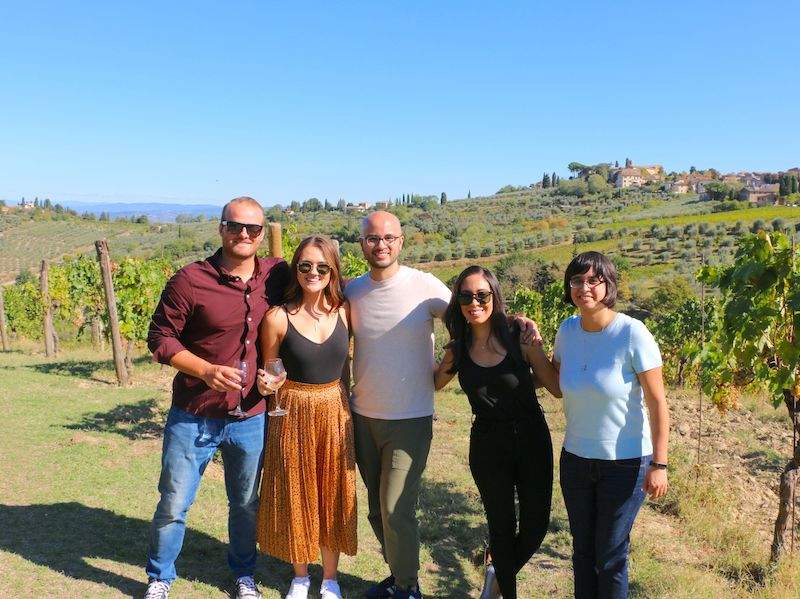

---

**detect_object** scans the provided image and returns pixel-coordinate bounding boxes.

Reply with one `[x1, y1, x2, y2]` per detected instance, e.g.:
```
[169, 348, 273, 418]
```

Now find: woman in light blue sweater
[552, 251, 669, 599]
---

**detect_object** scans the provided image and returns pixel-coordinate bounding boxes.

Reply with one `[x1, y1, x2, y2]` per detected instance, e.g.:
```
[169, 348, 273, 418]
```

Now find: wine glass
[228, 360, 248, 417]
[264, 358, 288, 417]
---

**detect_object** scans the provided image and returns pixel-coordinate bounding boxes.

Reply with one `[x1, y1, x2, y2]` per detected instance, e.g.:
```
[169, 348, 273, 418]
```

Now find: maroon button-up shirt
[148, 249, 289, 418]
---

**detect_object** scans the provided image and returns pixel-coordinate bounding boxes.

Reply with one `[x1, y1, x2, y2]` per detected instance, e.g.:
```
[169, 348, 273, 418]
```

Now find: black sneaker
[363, 575, 395, 598]
[232, 576, 263, 599]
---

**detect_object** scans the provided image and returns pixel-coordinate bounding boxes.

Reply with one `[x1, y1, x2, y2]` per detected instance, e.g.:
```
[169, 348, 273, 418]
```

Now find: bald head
[359, 210, 404, 276]
[360, 210, 402, 237]
[221, 196, 264, 222]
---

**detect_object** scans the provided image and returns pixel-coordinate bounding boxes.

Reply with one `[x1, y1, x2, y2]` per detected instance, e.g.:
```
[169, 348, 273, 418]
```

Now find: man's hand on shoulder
[201, 364, 243, 392]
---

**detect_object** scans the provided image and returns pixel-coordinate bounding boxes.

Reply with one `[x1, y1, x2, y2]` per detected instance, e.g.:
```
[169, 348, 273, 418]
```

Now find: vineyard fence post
[95, 240, 129, 386]
[269, 222, 283, 258]
[0, 286, 9, 351]
[40, 260, 56, 357]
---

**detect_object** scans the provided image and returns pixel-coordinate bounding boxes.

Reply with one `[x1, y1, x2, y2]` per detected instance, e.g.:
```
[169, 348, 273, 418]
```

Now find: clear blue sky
[1, 1, 798, 206]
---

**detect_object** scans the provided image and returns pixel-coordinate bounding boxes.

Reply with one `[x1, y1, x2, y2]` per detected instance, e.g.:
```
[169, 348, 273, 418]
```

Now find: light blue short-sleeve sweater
[553, 313, 662, 460]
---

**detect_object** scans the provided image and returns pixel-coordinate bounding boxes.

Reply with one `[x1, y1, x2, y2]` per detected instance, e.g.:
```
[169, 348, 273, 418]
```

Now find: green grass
[2, 344, 800, 597]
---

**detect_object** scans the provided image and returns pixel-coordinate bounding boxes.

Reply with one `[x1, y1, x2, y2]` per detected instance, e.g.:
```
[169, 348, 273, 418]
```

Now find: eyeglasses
[297, 261, 331, 276]
[569, 275, 605, 289]
[360, 234, 402, 247]
[221, 220, 264, 237]
[456, 291, 493, 305]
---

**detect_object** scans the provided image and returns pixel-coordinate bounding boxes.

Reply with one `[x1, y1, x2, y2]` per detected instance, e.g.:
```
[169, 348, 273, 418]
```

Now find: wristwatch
[649, 460, 668, 470]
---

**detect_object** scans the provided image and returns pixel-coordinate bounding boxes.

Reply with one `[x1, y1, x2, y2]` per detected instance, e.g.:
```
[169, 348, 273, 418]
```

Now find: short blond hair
[221, 196, 263, 221]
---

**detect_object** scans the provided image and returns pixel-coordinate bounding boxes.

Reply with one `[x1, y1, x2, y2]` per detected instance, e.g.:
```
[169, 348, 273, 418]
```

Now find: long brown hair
[282, 235, 345, 313]
[443, 265, 523, 374]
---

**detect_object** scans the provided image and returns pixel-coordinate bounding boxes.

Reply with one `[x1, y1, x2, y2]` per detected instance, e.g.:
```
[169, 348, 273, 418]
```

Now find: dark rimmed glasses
[456, 290, 493, 305]
[298, 261, 331, 276]
[569, 275, 605, 289]
[360, 234, 402, 247]
[221, 220, 264, 237]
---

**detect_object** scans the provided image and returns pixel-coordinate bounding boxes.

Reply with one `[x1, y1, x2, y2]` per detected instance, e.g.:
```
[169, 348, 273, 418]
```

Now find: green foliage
[4, 280, 43, 338]
[340, 251, 369, 279]
[698, 231, 800, 411]
[496, 184, 526, 194]
[113, 258, 174, 342]
[587, 173, 609, 194]
[649, 298, 715, 385]
[507, 282, 574, 351]
[557, 179, 588, 197]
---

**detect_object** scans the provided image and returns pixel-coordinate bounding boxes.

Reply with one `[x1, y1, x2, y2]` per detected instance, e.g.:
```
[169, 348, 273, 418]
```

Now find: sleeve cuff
[150, 337, 187, 365]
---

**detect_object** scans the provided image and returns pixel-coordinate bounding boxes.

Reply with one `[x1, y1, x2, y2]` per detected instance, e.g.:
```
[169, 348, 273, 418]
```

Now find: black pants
[469, 411, 553, 599]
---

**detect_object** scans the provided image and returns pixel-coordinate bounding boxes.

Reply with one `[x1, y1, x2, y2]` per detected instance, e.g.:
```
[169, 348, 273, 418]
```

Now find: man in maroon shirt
[143, 197, 288, 599]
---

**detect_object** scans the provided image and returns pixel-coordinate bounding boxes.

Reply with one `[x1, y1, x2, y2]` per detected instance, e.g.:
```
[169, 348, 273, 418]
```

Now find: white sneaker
[285, 576, 311, 599]
[320, 578, 343, 599]
[143, 579, 171, 599]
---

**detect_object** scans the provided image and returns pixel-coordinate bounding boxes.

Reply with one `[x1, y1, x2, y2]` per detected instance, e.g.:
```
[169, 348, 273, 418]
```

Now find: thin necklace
[304, 305, 327, 332]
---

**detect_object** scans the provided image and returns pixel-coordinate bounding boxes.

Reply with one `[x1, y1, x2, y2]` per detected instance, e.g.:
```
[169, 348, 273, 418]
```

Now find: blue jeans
[146, 407, 266, 582]
[559, 449, 649, 599]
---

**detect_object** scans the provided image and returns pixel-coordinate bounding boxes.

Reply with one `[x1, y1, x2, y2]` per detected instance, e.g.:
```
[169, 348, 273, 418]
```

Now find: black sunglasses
[297, 261, 332, 276]
[221, 220, 264, 237]
[456, 291, 493, 305]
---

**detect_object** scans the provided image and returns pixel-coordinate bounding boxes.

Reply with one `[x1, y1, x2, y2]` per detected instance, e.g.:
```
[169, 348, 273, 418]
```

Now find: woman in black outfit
[434, 266, 561, 599]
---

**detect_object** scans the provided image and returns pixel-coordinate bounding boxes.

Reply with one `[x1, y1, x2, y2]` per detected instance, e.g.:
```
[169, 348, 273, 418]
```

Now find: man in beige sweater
[345, 211, 449, 599]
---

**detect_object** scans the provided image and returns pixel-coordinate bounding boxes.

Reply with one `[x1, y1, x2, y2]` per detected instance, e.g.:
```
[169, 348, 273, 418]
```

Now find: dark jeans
[469, 411, 553, 599]
[559, 449, 649, 599]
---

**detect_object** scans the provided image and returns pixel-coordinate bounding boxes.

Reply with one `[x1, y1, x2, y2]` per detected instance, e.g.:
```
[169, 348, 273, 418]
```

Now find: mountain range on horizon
[57, 200, 223, 223]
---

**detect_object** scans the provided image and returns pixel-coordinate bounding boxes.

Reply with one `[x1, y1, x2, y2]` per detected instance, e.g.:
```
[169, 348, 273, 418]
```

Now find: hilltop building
[345, 202, 369, 213]
[667, 180, 690, 194]
[611, 162, 664, 188]
[740, 184, 779, 206]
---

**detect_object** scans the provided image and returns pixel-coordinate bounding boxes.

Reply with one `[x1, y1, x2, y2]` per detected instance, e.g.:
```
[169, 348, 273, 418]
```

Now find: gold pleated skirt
[256, 379, 357, 563]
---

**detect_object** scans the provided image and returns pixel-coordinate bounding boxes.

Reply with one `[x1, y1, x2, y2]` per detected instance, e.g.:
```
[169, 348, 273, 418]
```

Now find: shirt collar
[208, 249, 263, 284]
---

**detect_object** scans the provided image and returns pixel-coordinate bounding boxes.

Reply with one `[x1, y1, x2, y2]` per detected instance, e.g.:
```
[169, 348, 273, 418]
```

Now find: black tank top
[278, 312, 349, 384]
[457, 350, 539, 421]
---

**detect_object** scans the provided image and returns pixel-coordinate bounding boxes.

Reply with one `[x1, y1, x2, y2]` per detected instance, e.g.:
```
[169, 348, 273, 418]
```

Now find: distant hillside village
[542, 158, 800, 208]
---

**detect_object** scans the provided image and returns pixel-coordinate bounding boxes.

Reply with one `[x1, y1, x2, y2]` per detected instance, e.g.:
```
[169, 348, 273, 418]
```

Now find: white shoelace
[236, 576, 261, 598]
[144, 580, 170, 599]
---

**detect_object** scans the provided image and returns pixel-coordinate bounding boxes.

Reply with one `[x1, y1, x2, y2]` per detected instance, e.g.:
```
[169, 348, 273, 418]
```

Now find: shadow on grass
[419, 478, 573, 596]
[30, 354, 151, 383]
[0, 502, 370, 597]
[65, 398, 167, 440]
[418, 479, 485, 597]
[742, 448, 786, 475]
[0, 502, 282, 595]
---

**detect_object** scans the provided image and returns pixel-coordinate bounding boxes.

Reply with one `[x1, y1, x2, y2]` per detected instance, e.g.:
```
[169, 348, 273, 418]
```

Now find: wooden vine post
[40, 260, 56, 357]
[95, 240, 129, 386]
[268, 222, 283, 258]
[0, 285, 9, 351]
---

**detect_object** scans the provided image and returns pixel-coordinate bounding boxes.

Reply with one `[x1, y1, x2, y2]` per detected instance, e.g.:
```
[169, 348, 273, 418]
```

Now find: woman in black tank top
[434, 266, 561, 599]
[255, 236, 356, 599]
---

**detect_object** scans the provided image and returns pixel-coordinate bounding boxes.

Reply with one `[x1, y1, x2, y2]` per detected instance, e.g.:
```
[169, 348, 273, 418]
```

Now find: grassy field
[2, 343, 800, 598]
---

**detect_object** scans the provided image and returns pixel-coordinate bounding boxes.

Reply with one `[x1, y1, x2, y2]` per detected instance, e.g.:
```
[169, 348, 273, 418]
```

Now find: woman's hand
[256, 368, 270, 395]
[644, 466, 668, 499]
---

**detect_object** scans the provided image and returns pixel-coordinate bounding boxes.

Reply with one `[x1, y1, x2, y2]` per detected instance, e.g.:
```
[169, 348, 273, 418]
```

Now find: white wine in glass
[264, 358, 288, 417]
